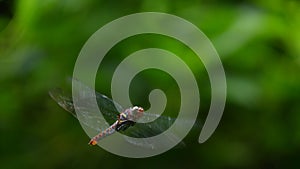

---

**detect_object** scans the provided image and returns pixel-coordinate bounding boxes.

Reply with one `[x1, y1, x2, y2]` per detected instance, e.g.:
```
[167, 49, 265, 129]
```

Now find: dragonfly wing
[123, 115, 175, 138]
[122, 117, 186, 149]
[49, 88, 76, 117]
[122, 114, 201, 148]
[123, 133, 186, 149]
[72, 78, 124, 119]
[49, 79, 124, 132]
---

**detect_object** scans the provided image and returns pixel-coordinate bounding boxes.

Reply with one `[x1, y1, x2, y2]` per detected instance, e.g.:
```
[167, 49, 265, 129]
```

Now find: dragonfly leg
[116, 120, 135, 131]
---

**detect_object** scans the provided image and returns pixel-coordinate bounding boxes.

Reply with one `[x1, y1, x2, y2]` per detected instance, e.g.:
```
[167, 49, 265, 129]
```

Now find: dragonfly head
[131, 106, 144, 120]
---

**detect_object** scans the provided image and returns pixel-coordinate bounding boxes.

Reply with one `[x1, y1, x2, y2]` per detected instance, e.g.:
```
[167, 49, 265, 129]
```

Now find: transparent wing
[49, 88, 76, 117]
[49, 79, 123, 132]
[72, 78, 123, 123]
[49, 88, 101, 132]
[126, 115, 175, 137]
[122, 114, 201, 148]
[122, 117, 188, 148]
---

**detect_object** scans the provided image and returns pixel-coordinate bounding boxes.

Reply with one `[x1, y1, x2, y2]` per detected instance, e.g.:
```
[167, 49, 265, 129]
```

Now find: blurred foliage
[1, 0, 300, 169]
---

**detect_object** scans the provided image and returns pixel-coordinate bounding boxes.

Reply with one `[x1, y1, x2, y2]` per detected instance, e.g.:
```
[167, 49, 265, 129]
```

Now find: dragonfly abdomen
[89, 122, 117, 145]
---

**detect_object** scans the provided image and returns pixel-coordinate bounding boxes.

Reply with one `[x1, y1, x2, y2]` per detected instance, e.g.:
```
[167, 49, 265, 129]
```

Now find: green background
[1, 0, 300, 168]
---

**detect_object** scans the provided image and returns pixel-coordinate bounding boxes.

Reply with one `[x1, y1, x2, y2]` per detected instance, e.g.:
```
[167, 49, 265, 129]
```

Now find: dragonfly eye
[132, 106, 144, 112]
[137, 107, 144, 113]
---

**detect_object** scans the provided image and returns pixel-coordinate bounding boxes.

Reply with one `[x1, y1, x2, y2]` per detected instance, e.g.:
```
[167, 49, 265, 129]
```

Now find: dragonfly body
[89, 106, 144, 145]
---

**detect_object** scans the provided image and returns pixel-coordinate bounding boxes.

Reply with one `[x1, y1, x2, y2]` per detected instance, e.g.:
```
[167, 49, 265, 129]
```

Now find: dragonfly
[49, 79, 181, 147]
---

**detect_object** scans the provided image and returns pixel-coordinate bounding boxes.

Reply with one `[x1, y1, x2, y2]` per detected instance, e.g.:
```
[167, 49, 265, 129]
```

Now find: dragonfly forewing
[49, 79, 124, 132]
[49, 88, 76, 117]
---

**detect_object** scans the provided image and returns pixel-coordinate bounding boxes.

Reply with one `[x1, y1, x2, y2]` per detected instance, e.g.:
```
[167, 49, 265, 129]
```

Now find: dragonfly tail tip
[88, 139, 98, 146]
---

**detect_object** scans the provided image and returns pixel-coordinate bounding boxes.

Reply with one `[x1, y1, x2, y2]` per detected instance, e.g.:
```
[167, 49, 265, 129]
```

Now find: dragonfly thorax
[116, 106, 144, 132]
